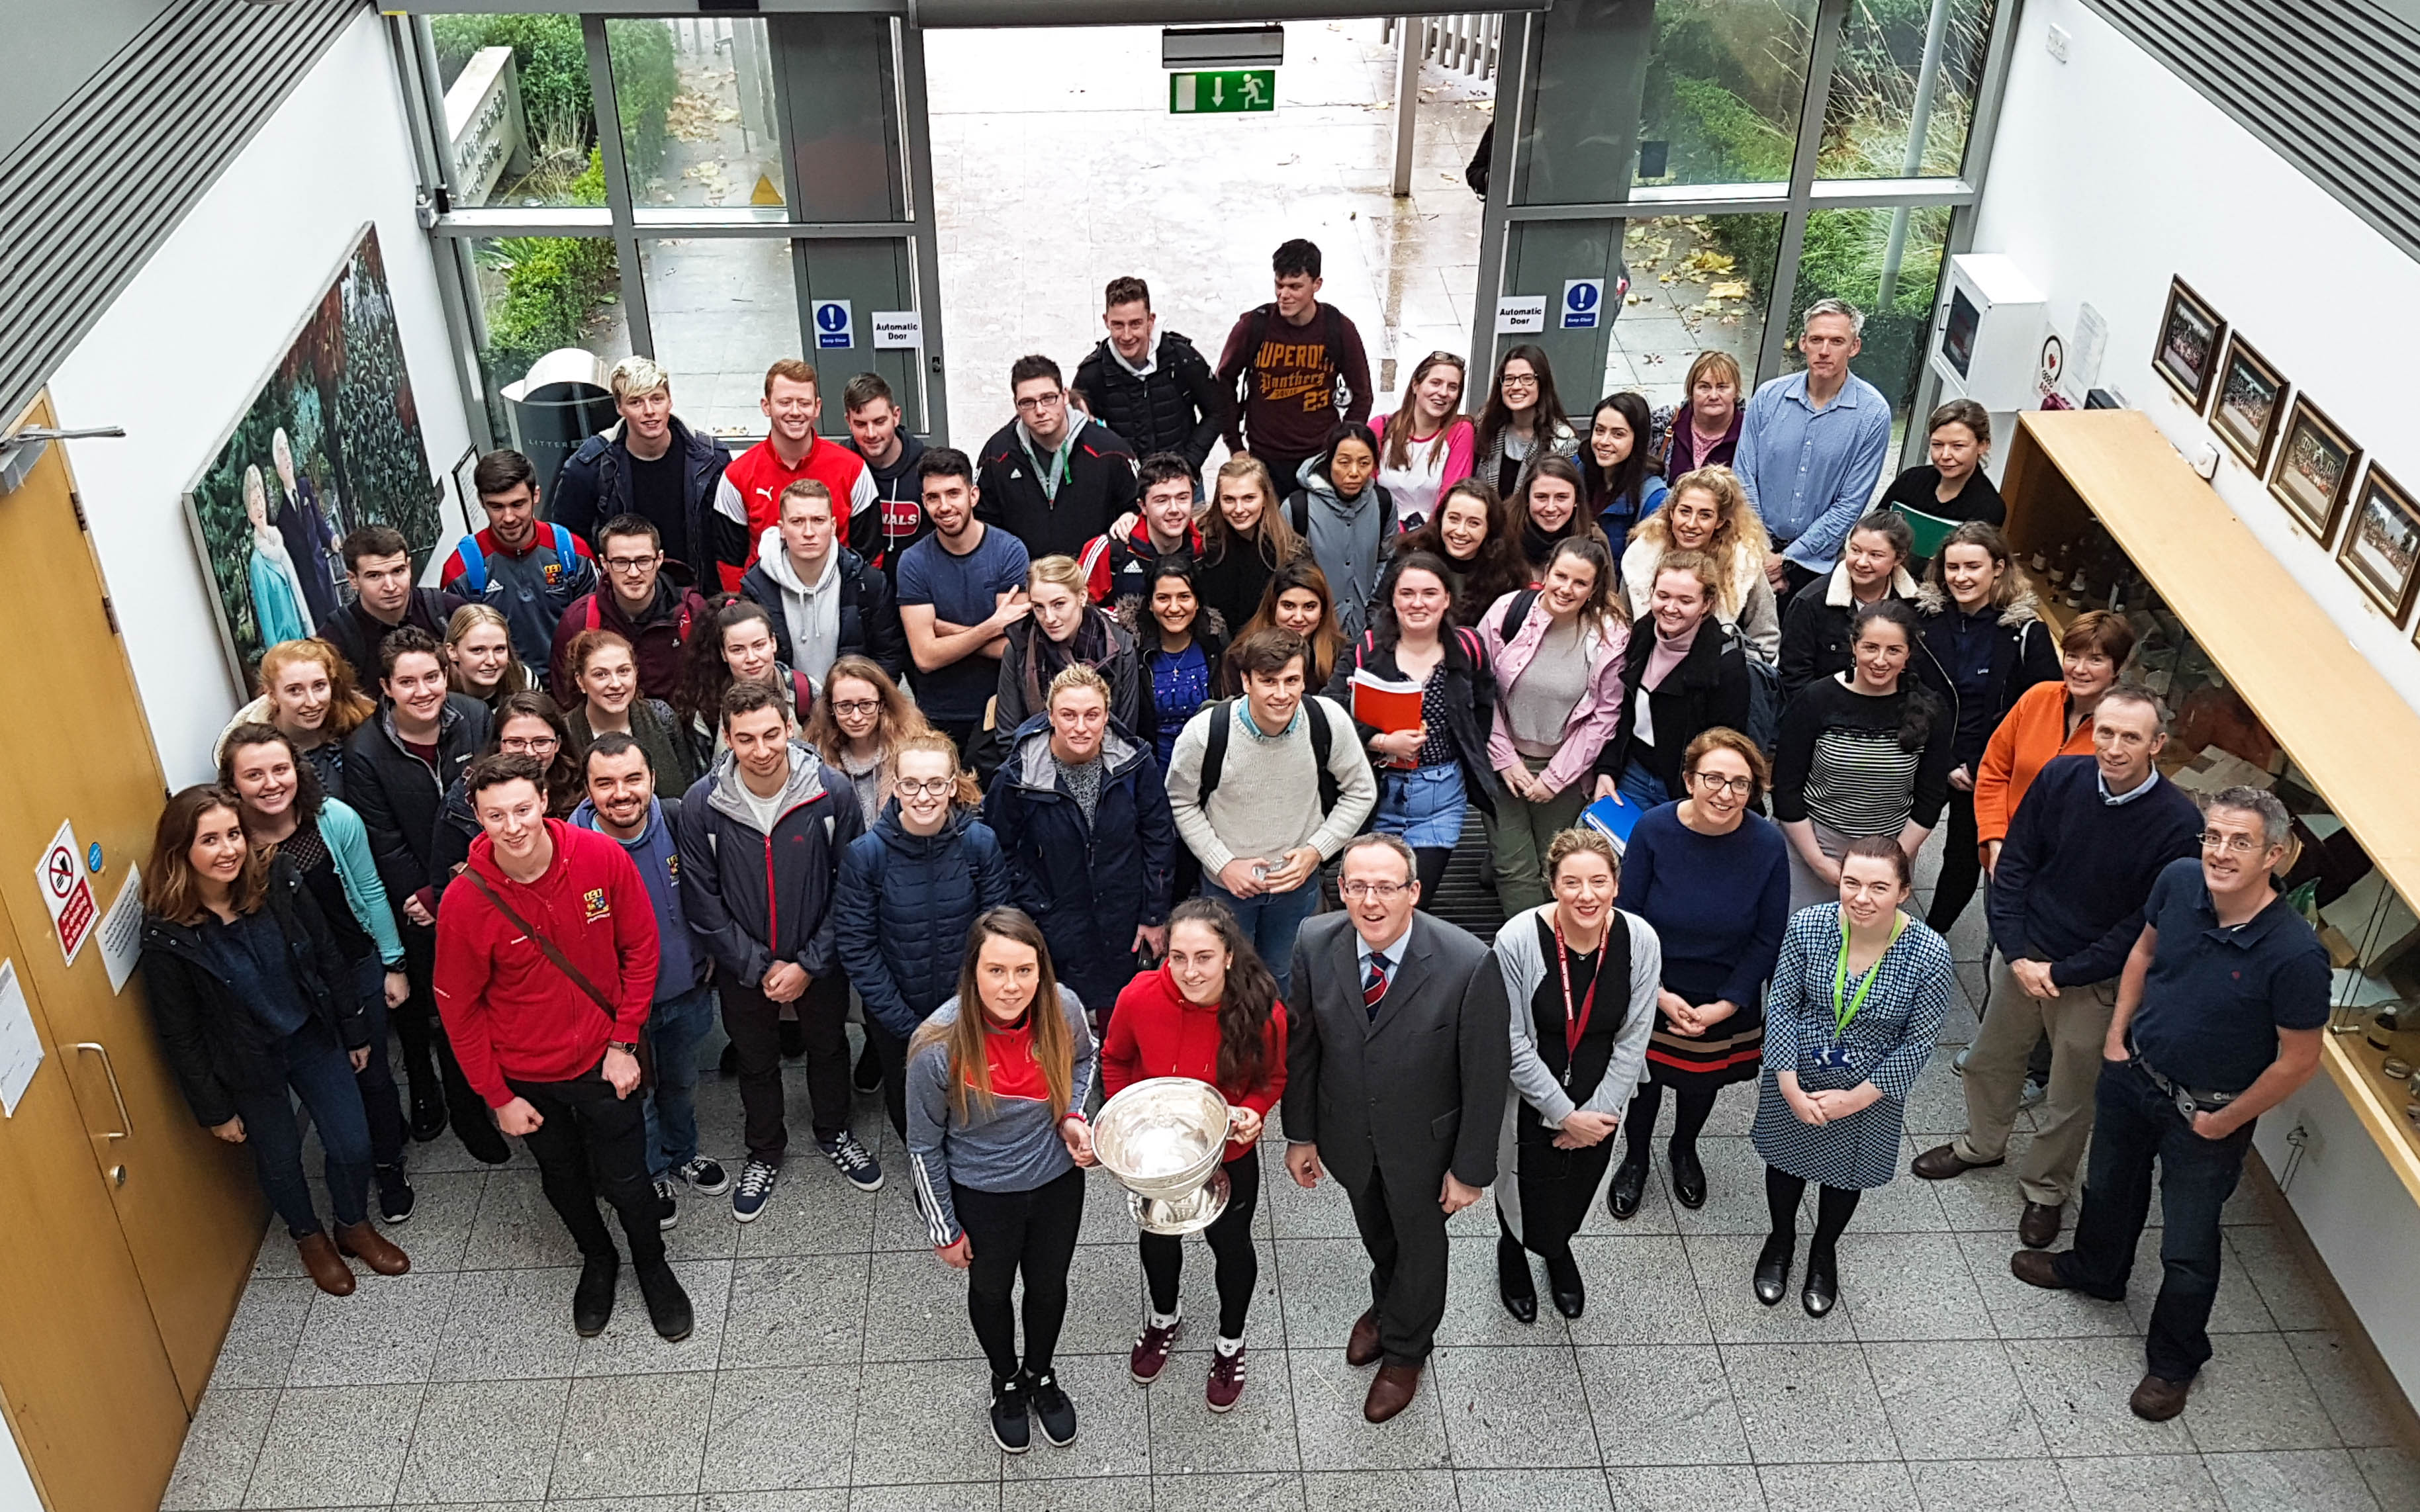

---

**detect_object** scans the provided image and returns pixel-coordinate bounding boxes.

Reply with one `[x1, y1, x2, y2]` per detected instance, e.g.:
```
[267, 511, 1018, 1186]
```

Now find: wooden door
[0, 398, 263, 1410]
[0, 886, 194, 1512]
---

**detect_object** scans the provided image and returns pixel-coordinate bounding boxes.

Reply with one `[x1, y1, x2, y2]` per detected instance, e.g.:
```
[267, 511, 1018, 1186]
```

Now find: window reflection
[608, 17, 785, 209]
[426, 15, 604, 208]
[1634, 0, 1823, 187]
[1818, 0, 1998, 179]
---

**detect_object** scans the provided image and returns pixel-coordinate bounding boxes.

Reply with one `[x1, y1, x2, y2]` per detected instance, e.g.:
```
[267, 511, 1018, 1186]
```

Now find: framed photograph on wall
[2338, 465, 2420, 624]
[2210, 334, 2286, 472]
[2266, 396, 2362, 545]
[2152, 277, 2225, 411]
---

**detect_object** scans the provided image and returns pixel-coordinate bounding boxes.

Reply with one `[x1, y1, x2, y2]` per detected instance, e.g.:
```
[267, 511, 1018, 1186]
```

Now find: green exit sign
[1170, 69, 1274, 114]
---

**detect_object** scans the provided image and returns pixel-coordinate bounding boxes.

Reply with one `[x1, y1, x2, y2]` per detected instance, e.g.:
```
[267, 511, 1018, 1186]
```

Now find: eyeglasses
[500, 736, 560, 755]
[1340, 880, 1411, 901]
[1499, 375, 1538, 390]
[2198, 831, 2268, 856]
[830, 699, 881, 717]
[604, 555, 659, 574]
[1689, 772, 1755, 797]
[895, 778, 956, 797]
[1013, 392, 1065, 414]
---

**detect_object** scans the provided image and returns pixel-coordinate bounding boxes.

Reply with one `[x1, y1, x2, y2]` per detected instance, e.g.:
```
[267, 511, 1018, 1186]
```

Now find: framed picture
[2152, 277, 2225, 410]
[2266, 396, 2362, 545]
[2337, 465, 2420, 623]
[2210, 334, 2286, 472]
[181, 223, 443, 696]
[451, 446, 481, 523]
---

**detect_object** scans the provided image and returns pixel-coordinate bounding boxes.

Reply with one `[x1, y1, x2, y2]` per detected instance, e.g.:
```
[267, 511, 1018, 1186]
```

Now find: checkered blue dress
[1750, 904, 1953, 1190]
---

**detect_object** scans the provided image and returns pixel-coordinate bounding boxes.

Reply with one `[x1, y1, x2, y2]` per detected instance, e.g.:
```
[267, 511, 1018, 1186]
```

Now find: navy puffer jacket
[982, 715, 1177, 1012]
[833, 803, 1013, 1038]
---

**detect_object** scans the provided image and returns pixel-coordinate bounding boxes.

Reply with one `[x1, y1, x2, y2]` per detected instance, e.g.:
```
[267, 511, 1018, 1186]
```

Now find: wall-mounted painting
[2266, 395, 2361, 546]
[2338, 465, 2419, 624]
[2152, 277, 2225, 411]
[2209, 334, 2286, 472]
[182, 223, 443, 697]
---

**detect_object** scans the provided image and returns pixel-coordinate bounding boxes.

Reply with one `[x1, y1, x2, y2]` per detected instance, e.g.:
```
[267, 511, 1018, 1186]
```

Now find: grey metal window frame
[387, 10, 949, 453]
[1468, 0, 2025, 462]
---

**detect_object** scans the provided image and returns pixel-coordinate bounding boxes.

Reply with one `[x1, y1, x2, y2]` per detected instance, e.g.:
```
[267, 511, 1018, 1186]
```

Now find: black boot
[1496, 1233, 1538, 1324]
[1544, 1249, 1585, 1319]
[635, 1259, 694, 1341]
[407, 1078, 445, 1143]
[1802, 1243, 1840, 1319]
[573, 1255, 619, 1337]
[1669, 1141, 1708, 1210]
[1607, 1152, 1648, 1220]
[1753, 1231, 1793, 1307]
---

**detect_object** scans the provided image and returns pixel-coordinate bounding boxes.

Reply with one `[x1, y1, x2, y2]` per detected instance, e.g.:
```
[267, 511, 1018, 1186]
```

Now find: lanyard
[1021, 426, 1072, 502]
[1831, 913, 1904, 1042]
[1553, 917, 1603, 1081]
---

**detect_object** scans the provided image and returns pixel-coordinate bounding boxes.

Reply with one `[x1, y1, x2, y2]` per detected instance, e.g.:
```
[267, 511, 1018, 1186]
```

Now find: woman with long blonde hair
[906, 908, 1098, 1454]
[1620, 465, 1779, 661]
[1193, 455, 1303, 633]
[442, 603, 530, 713]
[220, 638, 378, 799]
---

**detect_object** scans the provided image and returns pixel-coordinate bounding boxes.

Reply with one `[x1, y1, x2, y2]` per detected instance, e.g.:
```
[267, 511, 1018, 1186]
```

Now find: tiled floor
[160, 851, 2413, 1511]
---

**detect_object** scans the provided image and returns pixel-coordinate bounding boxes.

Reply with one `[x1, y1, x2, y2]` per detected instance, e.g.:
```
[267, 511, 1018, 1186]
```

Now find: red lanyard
[1554, 918, 1601, 1078]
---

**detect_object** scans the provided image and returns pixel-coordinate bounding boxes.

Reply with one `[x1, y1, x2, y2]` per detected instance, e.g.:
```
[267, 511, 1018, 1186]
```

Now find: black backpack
[1286, 481, 1399, 540]
[1494, 588, 1541, 642]
[1195, 697, 1345, 815]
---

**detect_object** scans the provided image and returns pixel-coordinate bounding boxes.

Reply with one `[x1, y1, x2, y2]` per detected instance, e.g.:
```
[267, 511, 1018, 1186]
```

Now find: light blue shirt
[1732, 369, 1894, 574]
[2099, 767, 2163, 807]
[1360, 920, 1413, 985]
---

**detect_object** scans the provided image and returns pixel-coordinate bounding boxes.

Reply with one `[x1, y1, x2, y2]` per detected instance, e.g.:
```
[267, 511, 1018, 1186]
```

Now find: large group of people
[140, 244, 2326, 1451]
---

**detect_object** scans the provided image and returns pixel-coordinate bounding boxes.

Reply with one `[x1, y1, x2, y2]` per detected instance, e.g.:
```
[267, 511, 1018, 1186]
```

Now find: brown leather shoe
[1910, 1143, 2002, 1180]
[336, 1222, 411, 1276]
[2009, 1249, 2067, 1290]
[1346, 1308, 1383, 1368]
[2019, 1202, 2063, 1249]
[297, 1232, 356, 1296]
[1364, 1361, 1422, 1423]
[2129, 1371, 2191, 1421]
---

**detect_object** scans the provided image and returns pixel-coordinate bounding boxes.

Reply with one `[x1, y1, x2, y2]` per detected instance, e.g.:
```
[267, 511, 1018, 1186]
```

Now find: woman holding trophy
[1103, 899, 1289, 1411]
[907, 909, 1099, 1456]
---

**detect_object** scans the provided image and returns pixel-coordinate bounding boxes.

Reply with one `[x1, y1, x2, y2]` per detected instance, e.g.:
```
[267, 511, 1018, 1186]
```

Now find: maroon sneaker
[1207, 1345, 1247, 1412]
[1129, 1318, 1182, 1384]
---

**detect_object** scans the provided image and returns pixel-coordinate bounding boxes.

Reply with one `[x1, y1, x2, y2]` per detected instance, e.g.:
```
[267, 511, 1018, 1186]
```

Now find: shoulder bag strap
[460, 868, 620, 1025]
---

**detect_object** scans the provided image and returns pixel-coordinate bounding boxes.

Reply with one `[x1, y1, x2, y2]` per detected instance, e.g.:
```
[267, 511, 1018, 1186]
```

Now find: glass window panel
[608, 18, 785, 210]
[1783, 204, 1951, 433]
[639, 238, 802, 442]
[1634, 0, 1823, 189]
[1602, 211, 1782, 417]
[1817, 0, 1998, 179]
[465, 235, 629, 462]
[425, 15, 605, 208]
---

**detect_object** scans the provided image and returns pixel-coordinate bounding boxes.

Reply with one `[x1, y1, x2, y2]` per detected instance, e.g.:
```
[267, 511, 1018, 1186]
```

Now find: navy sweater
[1987, 755, 2202, 987]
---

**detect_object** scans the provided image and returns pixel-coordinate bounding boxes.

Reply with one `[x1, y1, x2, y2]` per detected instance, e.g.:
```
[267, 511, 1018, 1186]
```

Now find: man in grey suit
[1283, 833, 1512, 1422]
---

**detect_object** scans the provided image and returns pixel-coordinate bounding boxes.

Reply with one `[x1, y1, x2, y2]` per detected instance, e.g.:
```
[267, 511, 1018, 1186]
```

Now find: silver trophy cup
[1093, 1076, 1240, 1235]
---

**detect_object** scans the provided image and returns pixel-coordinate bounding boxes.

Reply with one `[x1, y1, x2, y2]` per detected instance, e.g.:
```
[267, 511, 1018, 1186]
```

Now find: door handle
[74, 1042, 132, 1140]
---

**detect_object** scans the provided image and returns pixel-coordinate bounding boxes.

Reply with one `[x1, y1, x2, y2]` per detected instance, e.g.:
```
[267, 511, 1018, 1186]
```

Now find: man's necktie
[1363, 955, 1390, 1020]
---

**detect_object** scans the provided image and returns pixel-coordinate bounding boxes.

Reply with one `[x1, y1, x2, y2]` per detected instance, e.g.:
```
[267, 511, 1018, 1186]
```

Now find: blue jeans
[1375, 762, 1467, 850]
[348, 956, 406, 1169]
[230, 1018, 375, 1237]
[643, 983, 715, 1178]
[2055, 1057, 2255, 1382]
[1616, 758, 1670, 811]
[1201, 873, 1322, 997]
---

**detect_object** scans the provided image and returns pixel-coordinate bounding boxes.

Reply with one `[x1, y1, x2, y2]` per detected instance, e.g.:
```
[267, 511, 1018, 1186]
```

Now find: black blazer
[1281, 911, 1511, 1191]
[1595, 615, 1753, 792]
[1323, 626, 1499, 819]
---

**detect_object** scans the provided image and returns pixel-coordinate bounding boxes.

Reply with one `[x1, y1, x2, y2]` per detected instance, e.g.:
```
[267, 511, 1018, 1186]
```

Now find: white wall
[1975, 0, 2420, 1402]
[0, 1422, 38, 1512]
[1969, 0, 2420, 713]
[44, 9, 474, 787]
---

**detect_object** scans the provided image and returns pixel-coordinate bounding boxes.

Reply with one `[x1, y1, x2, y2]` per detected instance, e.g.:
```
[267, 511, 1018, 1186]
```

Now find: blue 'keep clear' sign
[813, 300, 855, 349]
[1561, 279, 1605, 330]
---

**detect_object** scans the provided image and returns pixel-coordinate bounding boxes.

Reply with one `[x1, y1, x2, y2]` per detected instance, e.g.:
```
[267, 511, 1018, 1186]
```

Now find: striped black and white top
[1771, 674, 1955, 838]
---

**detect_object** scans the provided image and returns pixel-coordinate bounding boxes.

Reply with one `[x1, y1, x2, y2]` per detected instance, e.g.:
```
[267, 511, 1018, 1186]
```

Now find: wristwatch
[606, 1040, 639, 1055]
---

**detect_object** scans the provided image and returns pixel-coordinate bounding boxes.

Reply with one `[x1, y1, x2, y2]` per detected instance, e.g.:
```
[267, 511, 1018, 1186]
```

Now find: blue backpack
[451, 523, 579, 594]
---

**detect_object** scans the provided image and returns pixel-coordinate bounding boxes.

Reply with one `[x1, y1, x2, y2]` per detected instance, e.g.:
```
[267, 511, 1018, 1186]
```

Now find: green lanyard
[1831, 913, 1904, 1041]
[1021, 425, 1072, 502]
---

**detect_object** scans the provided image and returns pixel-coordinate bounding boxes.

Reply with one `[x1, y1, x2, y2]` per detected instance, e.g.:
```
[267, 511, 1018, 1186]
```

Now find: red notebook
[1350, 669, 1424, 770]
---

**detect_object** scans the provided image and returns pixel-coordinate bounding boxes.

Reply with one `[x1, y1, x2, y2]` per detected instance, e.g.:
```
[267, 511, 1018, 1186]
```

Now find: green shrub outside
[427, 13, 678, 179]
[480, 152, 618, 381]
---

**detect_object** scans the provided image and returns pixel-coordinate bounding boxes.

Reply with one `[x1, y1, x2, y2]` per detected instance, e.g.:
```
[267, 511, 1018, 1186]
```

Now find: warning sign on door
[38, 820, 97, 967]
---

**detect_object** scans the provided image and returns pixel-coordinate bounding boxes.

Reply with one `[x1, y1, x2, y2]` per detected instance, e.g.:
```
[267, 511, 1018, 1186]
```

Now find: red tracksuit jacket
[1103, 963, 1288, 1159]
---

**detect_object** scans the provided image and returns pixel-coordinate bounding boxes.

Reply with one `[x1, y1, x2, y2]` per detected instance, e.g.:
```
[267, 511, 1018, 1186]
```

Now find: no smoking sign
[37, 819, 97, 965]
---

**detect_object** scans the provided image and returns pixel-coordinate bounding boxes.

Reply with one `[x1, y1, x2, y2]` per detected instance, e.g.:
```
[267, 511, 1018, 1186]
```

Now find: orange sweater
[1973, 681, 2094, 846]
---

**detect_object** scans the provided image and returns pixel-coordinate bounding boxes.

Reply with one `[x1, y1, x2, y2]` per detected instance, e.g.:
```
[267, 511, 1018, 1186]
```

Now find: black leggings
[1139, 1147, 1262, 1340]
[1621, 1080, 1720, 1163]
[956, 1166, 1086, 1382]
[1765, 1165, 1862, 1258]
[1926, 787, 1981, 934]
[1413, 846, 1452, 903]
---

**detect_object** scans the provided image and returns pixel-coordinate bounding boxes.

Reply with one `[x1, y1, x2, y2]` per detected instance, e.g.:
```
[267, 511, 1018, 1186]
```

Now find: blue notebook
[1581, 793, 1644, 854]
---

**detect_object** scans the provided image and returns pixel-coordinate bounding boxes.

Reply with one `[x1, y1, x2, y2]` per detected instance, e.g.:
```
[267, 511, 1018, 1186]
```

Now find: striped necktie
[1363, 954, 1390, 1020]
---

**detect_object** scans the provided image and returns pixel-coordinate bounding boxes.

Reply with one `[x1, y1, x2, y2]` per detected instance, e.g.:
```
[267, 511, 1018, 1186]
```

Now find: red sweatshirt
[1103, 963, 1288, 1159]
[434, 821, 660, 1108]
